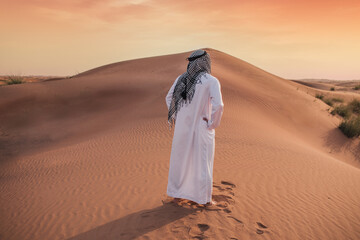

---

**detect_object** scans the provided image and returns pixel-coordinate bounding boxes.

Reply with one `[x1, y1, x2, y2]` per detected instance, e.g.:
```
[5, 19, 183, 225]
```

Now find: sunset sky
[1, 0, 359, 80]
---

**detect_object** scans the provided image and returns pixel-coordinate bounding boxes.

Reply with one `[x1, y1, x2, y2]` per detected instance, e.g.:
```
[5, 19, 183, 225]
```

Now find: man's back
[166, 51, 224, 205]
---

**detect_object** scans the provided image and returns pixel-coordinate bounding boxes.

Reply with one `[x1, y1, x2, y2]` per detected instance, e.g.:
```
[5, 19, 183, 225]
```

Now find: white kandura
[166, 73, 224, 204]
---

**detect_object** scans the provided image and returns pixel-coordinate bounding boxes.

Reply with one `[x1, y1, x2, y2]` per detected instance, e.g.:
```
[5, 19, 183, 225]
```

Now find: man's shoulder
[203, 73, 217, 80]
[203, 73, 219, 84]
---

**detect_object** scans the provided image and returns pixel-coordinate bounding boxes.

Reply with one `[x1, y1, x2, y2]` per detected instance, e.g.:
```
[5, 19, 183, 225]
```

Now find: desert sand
[290, 79, 360, 104]
[0, 48, 359, 239]
[0, 76, 64, 86]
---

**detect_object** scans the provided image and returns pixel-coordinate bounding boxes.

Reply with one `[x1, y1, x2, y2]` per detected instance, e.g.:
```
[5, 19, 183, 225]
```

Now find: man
[165, 49, 224, 206]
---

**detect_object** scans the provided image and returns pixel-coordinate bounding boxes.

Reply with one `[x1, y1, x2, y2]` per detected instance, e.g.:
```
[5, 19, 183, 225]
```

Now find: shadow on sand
[323, 128, 360, 162]
[67, 203, 197, 240]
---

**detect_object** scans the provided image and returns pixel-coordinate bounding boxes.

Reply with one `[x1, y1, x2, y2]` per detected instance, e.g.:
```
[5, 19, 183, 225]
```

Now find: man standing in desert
[165, 49, 224, 206]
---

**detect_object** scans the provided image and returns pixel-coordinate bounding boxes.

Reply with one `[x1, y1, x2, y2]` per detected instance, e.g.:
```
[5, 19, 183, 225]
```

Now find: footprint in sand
[220, 180, 236, 188]
[256, 222, 268, 229]
[162, 197, 200, 209]
[162, 180, 236, 211]
[210, 180, 237, 215]
[255, 221, 269, 234]
[197, 223, 210, 232]
[212, 194, 234, 203]
[189, 224, 210, 239]
[192, 236, 206, 240]
[214, 181, 247, 230]
[163, 180, 243, 238]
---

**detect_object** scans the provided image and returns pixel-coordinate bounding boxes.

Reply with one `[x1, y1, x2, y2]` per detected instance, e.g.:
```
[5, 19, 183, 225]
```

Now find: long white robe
[165, 73, 224, 204]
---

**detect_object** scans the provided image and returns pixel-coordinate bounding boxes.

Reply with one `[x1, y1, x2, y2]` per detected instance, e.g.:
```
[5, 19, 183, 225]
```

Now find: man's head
[186, 49, 211, 75]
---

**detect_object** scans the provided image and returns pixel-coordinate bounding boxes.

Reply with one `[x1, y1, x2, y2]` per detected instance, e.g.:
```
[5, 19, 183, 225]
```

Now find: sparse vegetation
[328, 99, 360, 138]
[316, 95, 344, 107]
[323, 99, 333, 107]
[331, 98, 344, 103]
[312, 87, 359, 138]
[315, 94, 324, 100]
[349, 99, 360, 114]
[339, 116, 360, 138]
[5, 75, 24, 85]
[331, 105, 351, 119]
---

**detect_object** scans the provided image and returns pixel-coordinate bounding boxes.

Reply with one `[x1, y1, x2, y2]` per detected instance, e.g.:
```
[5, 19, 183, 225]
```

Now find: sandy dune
[1, 48, 359, 239]
[0, 76, 64, 86]
[291, 79, 360, 104]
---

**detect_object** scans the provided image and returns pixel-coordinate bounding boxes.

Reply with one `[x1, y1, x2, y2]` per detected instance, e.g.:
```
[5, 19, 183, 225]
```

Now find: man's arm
[207, 78, 224, 130]
[166, 76, 180, 110]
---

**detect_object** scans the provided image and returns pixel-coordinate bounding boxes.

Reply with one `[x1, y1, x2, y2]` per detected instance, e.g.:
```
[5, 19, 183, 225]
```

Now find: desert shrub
[349, 99, 360, 114]
[315, 94, 342, 107]
[339, 116, 360, 138]
[331, 98, 344, 103]
[323, 98, 333, 106]
[330, 87, 335, 91]
[315, 94, 324, 100]
[331, 105, 351, 119]
[6, 75, 24, 85]
[354, 85, 360, 90]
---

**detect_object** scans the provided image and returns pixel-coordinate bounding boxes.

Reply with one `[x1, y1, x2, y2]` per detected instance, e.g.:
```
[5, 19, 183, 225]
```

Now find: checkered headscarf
[167, 49, 211, 129]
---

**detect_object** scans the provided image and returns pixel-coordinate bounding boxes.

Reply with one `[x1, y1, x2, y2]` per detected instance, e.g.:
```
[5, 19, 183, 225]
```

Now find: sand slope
[1, 49, 359, 240]
[291, 79, 360, 104]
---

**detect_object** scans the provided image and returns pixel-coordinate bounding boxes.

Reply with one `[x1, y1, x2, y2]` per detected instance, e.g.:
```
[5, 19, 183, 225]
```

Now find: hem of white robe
[166, 191, 211, 205]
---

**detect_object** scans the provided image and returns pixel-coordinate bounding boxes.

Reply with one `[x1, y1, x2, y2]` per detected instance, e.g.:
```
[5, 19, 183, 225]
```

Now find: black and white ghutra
[167, 50, 211, 129]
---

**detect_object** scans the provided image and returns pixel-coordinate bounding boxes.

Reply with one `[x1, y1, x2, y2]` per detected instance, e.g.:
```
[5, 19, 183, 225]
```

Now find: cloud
[1, 0, 359, 78]
[1, 0, 156, 25]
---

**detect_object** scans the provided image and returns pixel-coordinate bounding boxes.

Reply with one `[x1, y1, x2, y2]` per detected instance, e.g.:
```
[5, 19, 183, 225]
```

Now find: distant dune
[291, 79, 360, 101]
[1, 49, 359, 240]
[0, 75, 65, 85]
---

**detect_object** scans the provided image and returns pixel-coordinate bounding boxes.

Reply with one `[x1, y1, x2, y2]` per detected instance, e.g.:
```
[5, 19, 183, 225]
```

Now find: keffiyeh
[167, 49, 211, 129]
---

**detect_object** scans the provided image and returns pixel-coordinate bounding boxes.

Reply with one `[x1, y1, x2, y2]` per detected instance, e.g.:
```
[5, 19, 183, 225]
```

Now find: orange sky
[1, 0, 360, 79]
